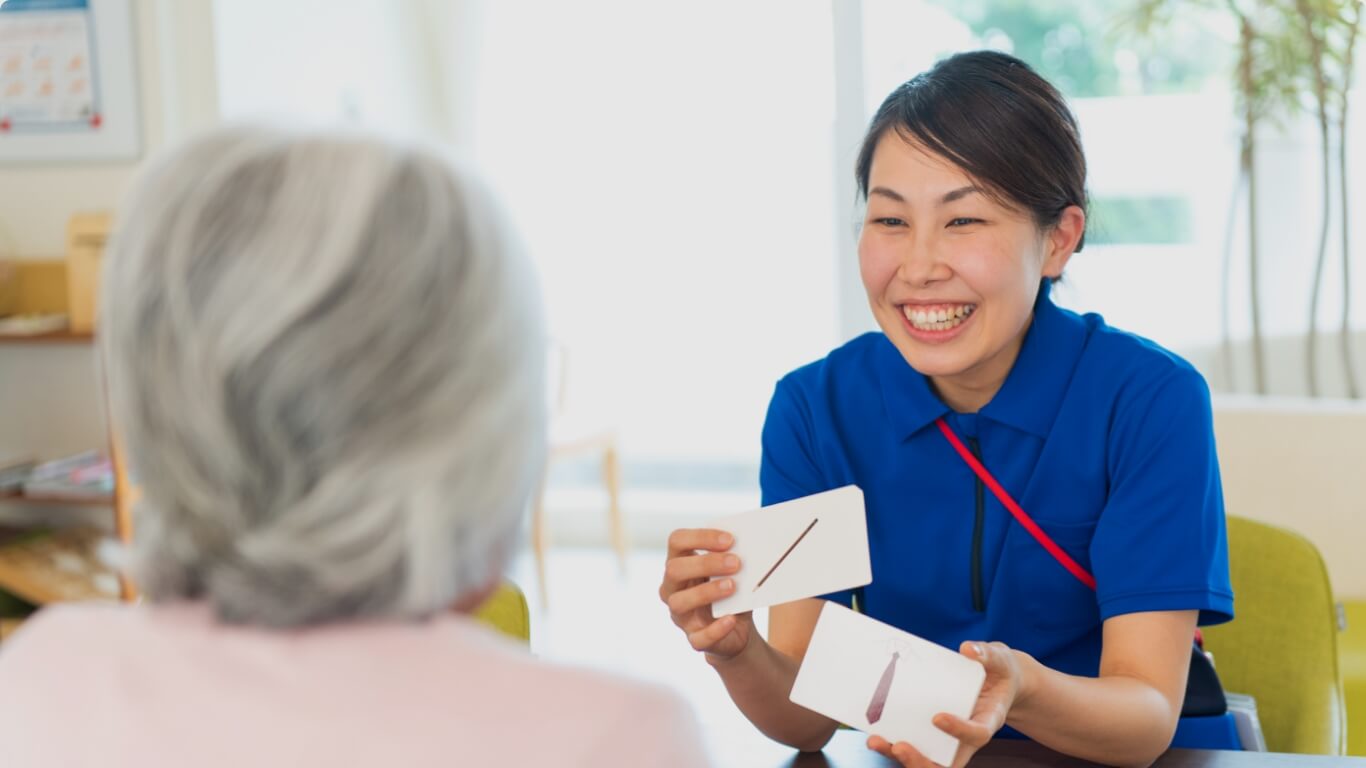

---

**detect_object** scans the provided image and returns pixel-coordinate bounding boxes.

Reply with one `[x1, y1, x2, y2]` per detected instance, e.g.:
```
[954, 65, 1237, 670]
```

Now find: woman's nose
[896, 239, 951, 287]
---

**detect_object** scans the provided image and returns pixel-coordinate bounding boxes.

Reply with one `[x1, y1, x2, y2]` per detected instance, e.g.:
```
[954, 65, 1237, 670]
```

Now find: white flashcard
[708, 485, 870, 618]
[789, 602, 986, 767]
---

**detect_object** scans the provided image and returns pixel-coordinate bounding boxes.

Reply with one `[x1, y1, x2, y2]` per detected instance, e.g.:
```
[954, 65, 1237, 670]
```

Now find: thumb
[961, 640, 989, 664]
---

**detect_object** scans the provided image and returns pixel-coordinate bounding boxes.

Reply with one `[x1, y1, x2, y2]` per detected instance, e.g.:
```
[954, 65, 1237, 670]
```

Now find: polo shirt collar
[875, 282, 1087, 441]
[979, 283, 1087, 438]
[875, 333, 948, 440]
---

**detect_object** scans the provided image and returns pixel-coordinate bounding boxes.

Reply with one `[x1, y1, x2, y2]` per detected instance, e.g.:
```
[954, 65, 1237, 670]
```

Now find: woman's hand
[659, 528, 754, 660]
[867, 641, 1024, 768]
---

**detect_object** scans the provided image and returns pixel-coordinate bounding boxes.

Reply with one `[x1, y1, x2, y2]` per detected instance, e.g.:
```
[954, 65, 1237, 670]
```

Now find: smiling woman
[660, 51, 1238, 768]
[858, 135, 1084, 413]
[852, 52, 1087, 415]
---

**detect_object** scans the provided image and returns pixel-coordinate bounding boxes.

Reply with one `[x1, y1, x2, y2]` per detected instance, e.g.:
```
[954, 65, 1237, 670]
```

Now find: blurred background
[1, 0, 1364, 759]
[3, 0, 1362, 539]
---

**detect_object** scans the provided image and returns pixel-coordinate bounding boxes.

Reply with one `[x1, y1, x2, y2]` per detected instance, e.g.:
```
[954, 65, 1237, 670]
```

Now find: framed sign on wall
[0, 0, 140, 163]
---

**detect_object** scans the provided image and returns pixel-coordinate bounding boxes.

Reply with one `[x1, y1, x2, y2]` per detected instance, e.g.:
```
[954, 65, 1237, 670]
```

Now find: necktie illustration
[866, 651, 899, 724]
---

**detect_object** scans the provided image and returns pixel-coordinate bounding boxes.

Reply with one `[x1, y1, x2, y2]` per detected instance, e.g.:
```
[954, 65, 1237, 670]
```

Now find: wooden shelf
[0, 618, 24, 642]
[0, 490, 113, 507]
[0, 330, 94, 344]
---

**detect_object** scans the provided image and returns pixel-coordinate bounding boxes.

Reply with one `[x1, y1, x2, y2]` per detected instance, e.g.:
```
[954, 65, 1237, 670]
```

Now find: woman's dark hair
[856, 50, 1088, 251]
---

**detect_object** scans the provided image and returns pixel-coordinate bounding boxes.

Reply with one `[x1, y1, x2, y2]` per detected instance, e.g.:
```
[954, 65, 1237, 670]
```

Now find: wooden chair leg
[109, 426, 140, 602]
[530, 468, 551, 609]
[603, 441, 627, 576]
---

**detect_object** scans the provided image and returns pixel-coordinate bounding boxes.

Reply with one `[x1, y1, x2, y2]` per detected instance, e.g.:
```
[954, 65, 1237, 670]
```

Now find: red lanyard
[935, 418, 1098, 591]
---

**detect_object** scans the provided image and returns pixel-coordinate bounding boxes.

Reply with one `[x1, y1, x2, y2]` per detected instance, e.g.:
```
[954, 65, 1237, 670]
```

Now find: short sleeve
[759, 377, 828, 506]
[758, 376, 853, 609]
[1091, 367, 1234, 626]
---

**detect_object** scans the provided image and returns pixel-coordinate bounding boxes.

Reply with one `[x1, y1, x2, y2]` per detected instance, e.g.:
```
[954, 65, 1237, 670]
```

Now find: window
[213, 0, 434, 138]
[473, 0, 839, 507]
[211, 0, 1363, 528]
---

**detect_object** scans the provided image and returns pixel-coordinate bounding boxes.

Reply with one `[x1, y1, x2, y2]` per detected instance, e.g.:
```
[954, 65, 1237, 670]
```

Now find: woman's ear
[1042, 205, 1086, 278]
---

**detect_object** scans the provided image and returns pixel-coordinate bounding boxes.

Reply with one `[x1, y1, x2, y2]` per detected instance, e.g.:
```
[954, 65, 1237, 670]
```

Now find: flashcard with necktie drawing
[789, 602, 987, 767]
[708, 485, 871, 618]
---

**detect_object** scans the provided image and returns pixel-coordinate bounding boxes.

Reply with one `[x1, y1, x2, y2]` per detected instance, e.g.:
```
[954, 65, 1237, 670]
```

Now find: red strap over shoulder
[935, 418, 1098, 592]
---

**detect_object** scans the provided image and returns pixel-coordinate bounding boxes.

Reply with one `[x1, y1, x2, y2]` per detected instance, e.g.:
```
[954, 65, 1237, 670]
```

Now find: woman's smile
[899, 302, 978, 342]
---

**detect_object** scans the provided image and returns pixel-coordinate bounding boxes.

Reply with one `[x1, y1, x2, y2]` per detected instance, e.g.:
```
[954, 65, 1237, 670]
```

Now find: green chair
[1340, 600, 1366, 756]
[1201, 516, 1346, 754]
[472, 581, 531, 644]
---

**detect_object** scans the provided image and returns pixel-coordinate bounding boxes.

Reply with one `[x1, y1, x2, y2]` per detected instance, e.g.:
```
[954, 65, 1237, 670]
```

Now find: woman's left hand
[866, 640, 1023, 768]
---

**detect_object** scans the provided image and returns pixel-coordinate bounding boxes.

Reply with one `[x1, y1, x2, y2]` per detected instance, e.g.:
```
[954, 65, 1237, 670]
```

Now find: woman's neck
[931, 376, 1001, 414]
[929, 313, 1033, 414]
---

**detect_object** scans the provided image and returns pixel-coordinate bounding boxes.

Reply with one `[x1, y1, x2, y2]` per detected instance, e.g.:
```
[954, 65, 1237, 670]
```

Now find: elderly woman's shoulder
[457, 621, 696, 713]
[1, 601, 130, 647]
[0, 602, 135, 689]
[0, 604, 699, 724]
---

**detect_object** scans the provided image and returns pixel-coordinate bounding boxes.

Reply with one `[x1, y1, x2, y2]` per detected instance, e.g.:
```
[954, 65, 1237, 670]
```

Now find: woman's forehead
[866, 131, 1030, 220]
[868, 132, 974, 193]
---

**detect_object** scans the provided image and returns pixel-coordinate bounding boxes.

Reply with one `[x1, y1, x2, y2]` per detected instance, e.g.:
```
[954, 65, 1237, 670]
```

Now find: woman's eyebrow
[869, 186, 905, 203]
[868, 185, 981, 205]
[939, 185, 981, 205]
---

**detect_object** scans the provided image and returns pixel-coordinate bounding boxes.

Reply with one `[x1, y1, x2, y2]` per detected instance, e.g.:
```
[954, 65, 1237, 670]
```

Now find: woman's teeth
[903, 304, 975, 332]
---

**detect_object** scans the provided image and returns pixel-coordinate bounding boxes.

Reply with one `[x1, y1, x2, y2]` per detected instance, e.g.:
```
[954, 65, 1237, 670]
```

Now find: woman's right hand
[659, 528, 754, 661]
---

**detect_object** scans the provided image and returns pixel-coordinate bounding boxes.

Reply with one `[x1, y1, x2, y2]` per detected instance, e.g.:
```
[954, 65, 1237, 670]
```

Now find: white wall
[1184, 334, 1366, 400]
[1212, 397, 1366, 600]
[211, 0, 479, 150]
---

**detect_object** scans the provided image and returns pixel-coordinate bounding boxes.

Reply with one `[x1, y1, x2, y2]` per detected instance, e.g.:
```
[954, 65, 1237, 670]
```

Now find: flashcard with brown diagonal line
[790, 602, 986, 767]
[708, 485, 871, 617]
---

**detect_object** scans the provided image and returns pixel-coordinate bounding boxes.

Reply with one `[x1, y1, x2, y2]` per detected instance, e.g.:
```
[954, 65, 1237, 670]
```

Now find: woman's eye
[874, 217, 906, 227]
[947, 217, 982, 228]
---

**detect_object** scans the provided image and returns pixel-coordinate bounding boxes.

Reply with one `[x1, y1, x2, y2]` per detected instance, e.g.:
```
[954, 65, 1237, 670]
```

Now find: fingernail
[973, 642, 986, 658]
[720, 579, 734, 592]
[724, 555, 740, 570]
[718, 532, 733, 547]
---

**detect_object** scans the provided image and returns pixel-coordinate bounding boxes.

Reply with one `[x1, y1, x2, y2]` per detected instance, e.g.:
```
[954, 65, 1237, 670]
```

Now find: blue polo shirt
[761, 285, 1233, 727]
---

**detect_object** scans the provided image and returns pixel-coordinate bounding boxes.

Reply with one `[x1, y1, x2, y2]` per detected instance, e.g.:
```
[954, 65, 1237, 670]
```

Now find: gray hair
[101, 126, 546, 627]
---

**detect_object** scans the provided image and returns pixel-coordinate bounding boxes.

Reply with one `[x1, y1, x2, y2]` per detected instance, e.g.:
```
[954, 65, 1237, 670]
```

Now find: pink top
[0, 603, 711, 767]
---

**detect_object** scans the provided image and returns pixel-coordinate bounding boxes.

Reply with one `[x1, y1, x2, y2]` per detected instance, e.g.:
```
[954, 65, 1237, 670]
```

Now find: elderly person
[0, 128, 708, 767]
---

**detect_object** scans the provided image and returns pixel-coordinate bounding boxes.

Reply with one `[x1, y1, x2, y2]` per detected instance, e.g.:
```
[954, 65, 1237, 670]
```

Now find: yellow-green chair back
[472, 582, 531, 644]
[1340, 601, 1366, 756]
[1202, 516, 1346, 754]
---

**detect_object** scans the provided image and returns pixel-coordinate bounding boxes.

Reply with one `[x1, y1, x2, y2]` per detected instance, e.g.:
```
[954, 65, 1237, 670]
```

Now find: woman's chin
[886, 333, 976, 379]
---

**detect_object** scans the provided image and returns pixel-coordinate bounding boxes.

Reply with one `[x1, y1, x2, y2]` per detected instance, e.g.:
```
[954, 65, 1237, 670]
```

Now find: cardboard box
[0, 260, 67, 315]
[66, 212, 111, 333]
